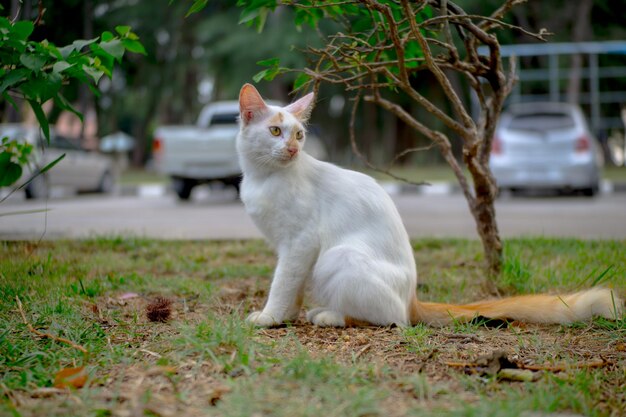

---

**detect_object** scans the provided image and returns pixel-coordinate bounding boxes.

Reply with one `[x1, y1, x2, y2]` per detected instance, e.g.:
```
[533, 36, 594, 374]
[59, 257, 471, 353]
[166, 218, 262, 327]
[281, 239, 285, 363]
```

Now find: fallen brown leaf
[54, 366, 87, 389]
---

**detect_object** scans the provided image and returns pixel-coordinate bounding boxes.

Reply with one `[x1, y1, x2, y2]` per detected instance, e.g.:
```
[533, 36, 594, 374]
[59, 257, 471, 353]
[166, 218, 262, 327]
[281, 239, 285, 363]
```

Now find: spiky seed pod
[146, 296, 173, 322]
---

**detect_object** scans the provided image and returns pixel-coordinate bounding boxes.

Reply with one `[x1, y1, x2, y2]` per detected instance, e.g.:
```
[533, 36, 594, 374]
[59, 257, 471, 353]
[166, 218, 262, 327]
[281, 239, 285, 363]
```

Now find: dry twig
[15, 295, 89, 358]
[518, 359, 612, 373]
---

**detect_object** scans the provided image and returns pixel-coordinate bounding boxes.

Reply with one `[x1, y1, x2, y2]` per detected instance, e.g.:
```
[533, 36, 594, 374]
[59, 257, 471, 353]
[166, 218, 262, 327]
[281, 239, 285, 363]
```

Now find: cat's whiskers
[252, 152, 278, 168]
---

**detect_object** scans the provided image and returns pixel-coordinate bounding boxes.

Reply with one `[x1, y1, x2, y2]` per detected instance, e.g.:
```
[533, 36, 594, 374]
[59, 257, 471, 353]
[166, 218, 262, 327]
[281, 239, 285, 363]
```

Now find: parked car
[0, 124, 115, 199]
[153, 101, 327, 200]
[490, 102, 602, 196]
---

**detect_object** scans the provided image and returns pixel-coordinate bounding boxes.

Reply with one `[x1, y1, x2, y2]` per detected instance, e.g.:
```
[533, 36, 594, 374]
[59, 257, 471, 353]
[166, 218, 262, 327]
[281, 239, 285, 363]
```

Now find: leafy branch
[0, 15, 145, 188]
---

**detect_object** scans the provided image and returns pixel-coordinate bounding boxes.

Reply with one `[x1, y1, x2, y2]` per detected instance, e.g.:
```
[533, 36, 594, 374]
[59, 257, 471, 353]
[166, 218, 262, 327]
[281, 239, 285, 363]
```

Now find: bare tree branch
[287, 0, 545, 275]
[401, 0, 476, 134]
[348, 92, 429, 187]
[421, 14, 549, 42]
[364, 93, 475, 205]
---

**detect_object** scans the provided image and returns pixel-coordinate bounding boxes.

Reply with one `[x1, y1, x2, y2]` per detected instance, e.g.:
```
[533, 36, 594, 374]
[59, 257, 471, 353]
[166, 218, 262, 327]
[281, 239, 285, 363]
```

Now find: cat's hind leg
[306, 309, 346, 327]
[310, 246, 411, 327]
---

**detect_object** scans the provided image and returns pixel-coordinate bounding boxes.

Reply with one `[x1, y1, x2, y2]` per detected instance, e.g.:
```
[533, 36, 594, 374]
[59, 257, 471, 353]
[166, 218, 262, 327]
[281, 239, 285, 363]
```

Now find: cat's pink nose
[287, 146, 299, 157]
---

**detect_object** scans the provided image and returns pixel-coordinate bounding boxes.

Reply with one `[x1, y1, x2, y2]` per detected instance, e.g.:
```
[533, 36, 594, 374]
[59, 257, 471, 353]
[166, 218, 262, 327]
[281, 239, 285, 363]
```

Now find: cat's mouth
[278, 152, 299, 163]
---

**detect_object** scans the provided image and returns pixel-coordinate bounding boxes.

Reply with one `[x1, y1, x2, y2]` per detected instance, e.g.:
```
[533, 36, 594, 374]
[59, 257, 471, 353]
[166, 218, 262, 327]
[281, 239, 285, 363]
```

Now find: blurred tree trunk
[78, 0, 94, 143]
[362, 101, 376, 161]
[132, 73, 165, 166]
[566, 0, 593, 104]
[394, 110, 413, 164]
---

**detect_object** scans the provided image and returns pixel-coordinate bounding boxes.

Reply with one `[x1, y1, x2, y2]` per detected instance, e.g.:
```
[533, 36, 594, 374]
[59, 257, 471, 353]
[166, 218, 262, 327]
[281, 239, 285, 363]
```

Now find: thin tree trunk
[566, 0, 593, 104]
[469, 168, 502, 278]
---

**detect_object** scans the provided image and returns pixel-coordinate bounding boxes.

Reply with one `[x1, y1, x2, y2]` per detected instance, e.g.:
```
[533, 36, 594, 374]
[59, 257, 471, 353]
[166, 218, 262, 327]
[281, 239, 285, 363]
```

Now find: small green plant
[0, 136, 32, 186]
[402, 324, 434, 354]
[499, 254, 533, 293]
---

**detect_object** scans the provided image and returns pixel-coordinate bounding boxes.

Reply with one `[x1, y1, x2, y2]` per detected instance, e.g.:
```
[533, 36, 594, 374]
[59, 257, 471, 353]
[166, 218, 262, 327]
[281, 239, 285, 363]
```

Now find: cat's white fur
[236, 83, 623, 328]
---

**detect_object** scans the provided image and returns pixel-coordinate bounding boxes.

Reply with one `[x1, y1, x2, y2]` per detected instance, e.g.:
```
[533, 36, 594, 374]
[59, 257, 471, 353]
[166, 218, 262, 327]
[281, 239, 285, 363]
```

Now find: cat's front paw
[246, 310, 281, 327]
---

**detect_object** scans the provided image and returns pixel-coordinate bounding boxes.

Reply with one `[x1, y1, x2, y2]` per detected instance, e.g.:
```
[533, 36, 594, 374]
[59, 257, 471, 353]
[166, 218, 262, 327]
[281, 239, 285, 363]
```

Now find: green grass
[118, 169, 168, 186]
[603, 165, 626, 182]
[0, 238, 624, 416]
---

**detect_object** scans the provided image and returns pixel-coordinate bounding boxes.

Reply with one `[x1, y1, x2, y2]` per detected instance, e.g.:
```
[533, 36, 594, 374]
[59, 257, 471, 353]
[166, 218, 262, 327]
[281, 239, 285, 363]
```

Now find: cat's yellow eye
[269, 126, 281, 136]
[296, 131, 304, 141]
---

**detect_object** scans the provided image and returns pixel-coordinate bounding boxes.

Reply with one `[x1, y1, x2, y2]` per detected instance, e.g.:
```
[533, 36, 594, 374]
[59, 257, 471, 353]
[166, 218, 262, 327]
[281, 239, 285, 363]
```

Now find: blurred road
[2, 188, 626, 240]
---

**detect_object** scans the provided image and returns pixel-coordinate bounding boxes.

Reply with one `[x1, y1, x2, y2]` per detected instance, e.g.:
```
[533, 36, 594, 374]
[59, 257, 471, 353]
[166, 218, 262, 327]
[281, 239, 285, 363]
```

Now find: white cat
[236, 83, 623, 328]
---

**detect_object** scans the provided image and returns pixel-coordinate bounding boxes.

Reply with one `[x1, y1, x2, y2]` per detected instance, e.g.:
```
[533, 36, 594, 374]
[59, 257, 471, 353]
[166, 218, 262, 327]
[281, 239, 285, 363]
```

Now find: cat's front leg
[246, 310, 281, 327]
[247, 293, 302, 326]
[284, 291, 304, 322]
[247, 253, 311, 327]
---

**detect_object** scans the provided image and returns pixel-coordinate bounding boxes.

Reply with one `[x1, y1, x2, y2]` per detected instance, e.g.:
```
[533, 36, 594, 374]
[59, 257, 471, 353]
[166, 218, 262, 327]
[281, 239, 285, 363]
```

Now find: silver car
[490, 102, 602, 196]
[1, 124, 115, 199]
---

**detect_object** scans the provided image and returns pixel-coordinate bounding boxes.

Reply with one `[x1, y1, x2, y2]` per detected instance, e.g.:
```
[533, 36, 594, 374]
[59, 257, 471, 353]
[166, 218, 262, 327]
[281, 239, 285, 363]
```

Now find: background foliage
[0, 6, 144, 187]
[1, 0, 625, 168]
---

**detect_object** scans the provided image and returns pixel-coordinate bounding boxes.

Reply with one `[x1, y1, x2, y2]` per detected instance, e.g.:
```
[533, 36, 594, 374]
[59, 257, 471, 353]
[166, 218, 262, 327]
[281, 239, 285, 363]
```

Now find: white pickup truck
[152, 100, 326, 200]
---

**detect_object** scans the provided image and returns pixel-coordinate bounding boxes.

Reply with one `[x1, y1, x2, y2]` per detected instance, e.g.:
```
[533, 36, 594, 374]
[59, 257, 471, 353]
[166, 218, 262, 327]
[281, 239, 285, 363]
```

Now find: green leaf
[239, 8, 260, 25]
[39, 153, 65, 175]
[99, 39, 125, 62]
[41, 40, 63, 59]
[294, 7, 324, 29]
[252, 69, 269, 83]
[254, 8, 269, 33]
[0, 17, 11, 31]
[28, 100, 49, 142]
[84, 66, 105, 83]
[19, 75, 61, 102]
[252, 66, 282, 83]
[186, 0, 208, 17]
[0, 68, 30, 94]
[257, 58, 279, 67]
[0, 151, 23, 187]
[72, 37, 100, 52]
[59, 38, 100, 58]
[54, 94, 83, 122]
[2, 91, 19, 110]
[19, 53, 46, 72]
[293, 72, 311, 91]
[58, 44, 75, 59]
[115, 26, 131, 36]
[121, 38, 147, 55]
[101, 31, 114, 42]
[125, 31, 139, 41]
[52, 61, 72, 74]
[1, 153, 66, 203]
[89, 46, 115, 72]
[10, 21, 34, 41]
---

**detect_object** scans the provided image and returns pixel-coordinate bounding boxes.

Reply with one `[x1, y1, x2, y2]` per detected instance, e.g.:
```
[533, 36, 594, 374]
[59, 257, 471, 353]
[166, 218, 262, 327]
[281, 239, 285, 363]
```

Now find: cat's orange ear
[239, 83, 268, 125]
[285, 92, 315, 123]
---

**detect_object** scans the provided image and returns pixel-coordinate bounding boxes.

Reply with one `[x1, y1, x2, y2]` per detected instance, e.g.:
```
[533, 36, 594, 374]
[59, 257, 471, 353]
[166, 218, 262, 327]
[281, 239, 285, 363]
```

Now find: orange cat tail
[410, 288, 623, 327]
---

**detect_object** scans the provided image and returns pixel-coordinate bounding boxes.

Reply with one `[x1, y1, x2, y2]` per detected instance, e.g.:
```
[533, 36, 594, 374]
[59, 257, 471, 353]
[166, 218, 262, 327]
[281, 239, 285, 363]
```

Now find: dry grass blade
[519, 359, 613, 373]
[15, 295, 88, 358]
